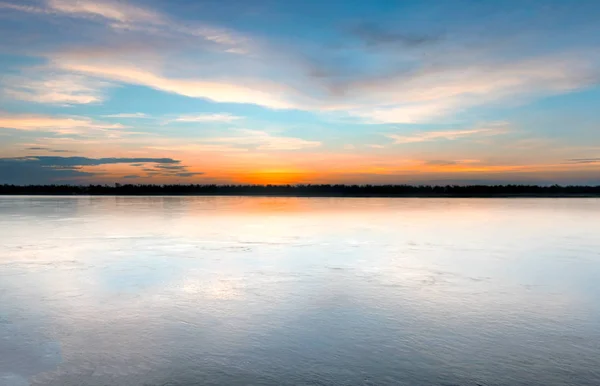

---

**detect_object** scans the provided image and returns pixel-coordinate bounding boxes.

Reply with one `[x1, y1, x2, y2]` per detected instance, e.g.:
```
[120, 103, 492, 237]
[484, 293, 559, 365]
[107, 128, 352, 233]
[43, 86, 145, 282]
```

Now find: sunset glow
[1, 0, 599, 185]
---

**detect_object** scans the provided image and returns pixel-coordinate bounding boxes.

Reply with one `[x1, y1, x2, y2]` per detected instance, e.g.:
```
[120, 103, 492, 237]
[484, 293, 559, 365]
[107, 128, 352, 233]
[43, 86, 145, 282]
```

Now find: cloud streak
[346, 56, 600, 123]
[169, 113, 243, 123]
[49, 47, 600, 121]
[387, 123, 508, 144]
[0, 113, 125, 131]
[351, 22, 441, 48]
[52, 59, 295, 109]
[0, 113, 127, 136]
[103, 113, 150, 119]
[3, 73, 111, 105]
[10, 156, 180, 166]
[566, 158, 600, 164]
[200, 129, 321, 151]
[5, 0, 250, 54]
[26, 147, 72, 153]
[47, 0, 163, 24]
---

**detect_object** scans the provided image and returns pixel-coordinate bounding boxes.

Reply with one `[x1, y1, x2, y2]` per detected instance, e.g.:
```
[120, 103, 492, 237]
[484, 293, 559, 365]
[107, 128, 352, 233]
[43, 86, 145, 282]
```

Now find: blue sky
[0, 0, 599, 184]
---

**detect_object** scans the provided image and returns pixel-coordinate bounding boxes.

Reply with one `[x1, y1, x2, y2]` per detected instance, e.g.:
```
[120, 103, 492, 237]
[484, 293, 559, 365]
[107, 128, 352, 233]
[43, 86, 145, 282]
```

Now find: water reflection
[1, 197, 600, 385]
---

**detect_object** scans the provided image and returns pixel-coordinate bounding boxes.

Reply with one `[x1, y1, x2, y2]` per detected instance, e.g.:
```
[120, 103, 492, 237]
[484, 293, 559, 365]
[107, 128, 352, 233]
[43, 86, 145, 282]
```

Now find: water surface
[1, 197, 599, 385]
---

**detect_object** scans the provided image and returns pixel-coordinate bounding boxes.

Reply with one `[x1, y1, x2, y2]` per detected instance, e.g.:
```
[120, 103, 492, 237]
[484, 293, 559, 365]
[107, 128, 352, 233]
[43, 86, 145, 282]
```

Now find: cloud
[50, 49, 597, 121]
[425, 160, 458, 166]
[9, 156, 179, 166]
[51, 59, 295, 109]
[350, 22, 441, 48]
[345, 56, 600, 123]
[387, 123, 509, 144]
[27, 147, 72, 153]
[2, 73, 111, 105]
[47, 0, 164, 24]
[424, 159, 481, 166]
[147, 130, 320, 153]
[154, 164, 185, 170]
[351, 101, 457, 124]
[200, 129, 321, 151]
[169, 113, 243, 123]
[6, 0, 249, 54]
[566, 158, 600, 164]
[103, 113, 149, 118]
[174, 172, 204, 177]
[0, 113, 127, 135]
[0, 156, 200, 184]
[147, 144, 249, 153]
[4, 0, 600, 124]
[0, 2, 49, 14]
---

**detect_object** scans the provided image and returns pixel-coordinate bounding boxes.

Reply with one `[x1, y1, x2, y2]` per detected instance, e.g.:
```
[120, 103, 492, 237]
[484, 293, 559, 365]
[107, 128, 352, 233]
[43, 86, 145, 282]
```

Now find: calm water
[1, 197, 599, 386]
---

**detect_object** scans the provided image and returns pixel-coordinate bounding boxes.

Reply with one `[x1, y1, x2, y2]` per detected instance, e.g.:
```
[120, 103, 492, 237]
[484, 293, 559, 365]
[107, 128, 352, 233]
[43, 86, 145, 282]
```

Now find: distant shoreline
[1, 184, 600, 197]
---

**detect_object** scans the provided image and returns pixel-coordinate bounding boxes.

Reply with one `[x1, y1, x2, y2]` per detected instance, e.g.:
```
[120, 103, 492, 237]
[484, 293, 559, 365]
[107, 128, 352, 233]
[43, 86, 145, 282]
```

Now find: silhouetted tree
[1, 184, 599, 196]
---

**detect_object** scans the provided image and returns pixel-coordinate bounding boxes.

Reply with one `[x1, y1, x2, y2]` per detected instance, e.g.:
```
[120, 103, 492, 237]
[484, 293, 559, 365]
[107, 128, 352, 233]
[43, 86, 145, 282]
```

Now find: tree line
[1, 184, 600, 196]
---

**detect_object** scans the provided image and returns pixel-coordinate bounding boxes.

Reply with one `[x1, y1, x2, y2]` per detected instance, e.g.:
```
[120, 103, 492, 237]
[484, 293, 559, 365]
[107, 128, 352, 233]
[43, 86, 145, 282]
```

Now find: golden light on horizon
[235, 169, 318, 185]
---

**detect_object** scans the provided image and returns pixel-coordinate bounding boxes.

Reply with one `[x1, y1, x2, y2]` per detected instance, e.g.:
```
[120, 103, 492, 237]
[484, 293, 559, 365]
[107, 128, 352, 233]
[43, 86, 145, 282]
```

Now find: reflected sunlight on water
[1, 197, 600, 386]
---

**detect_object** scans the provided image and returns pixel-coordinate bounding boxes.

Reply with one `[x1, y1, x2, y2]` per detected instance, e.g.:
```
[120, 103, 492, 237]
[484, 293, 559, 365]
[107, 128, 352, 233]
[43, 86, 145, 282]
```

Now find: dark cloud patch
[155, 164, 186, 170]
[27, 147, 73, 153]
[0, 158, 94, 184]
[11, 156, 181, 167]
[566, 158, 600, 164]
[145, 164, 203, 178]
[123, 175, 140, 179]
[49, 166, 81, 170]
[0, 156, 186, 184]
[130, 163, 144, 167]
[304, 23, 440, 94]
[425, 160, 457, 166]
[350, 23, 441, 48]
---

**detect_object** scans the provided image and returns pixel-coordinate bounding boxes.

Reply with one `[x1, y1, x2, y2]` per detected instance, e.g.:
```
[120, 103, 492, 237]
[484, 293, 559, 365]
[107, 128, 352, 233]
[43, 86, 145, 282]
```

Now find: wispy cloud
[0, 2, 47, 16]
[2, 73, 111, 105]
[3, 0, 600, 123]
[26, 146, 73, 153]
[387, 123, 509, 144]
[352, 102, 456, 124]
[350, 22, 441, 48]
[6, 0, 597, 121]
[169, 113, 243, 123]
[424, 159, 481, 166]
[8, 156, 180, 166]
[200, 129, 321, 151]
[346, 56, 600, 123]
[0, 113, 125, 131]
[51, 59, 295, 109]
[566, 158, 600, 164]
[6, 0, 250, 54]
[103, 112, 150, 119]
[47, 0, 164, 24]
[51, 48, 599, 120]
[0, 113, 128, 138]
[147, 144, 249, 153]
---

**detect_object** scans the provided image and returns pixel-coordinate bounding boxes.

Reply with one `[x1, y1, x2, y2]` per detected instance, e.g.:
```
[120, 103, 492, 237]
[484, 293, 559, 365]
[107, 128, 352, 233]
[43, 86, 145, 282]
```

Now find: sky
[0, 0, 599, 185]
